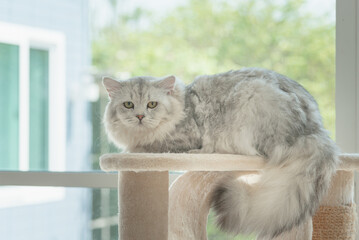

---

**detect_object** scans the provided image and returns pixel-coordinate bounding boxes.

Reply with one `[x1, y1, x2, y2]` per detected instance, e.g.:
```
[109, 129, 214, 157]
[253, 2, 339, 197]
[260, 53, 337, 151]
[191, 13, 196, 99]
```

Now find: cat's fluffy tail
[211, 135, 339, 238]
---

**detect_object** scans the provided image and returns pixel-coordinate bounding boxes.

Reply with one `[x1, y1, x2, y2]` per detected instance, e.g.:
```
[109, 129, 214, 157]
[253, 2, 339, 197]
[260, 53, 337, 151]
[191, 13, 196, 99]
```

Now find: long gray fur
[103, 67, 339, 238]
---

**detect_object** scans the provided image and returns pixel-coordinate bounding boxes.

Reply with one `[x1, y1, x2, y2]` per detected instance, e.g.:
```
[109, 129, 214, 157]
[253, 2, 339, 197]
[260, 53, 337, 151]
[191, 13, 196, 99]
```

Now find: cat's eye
[147, 101, 158, 109]
[123, 101, 134, 109]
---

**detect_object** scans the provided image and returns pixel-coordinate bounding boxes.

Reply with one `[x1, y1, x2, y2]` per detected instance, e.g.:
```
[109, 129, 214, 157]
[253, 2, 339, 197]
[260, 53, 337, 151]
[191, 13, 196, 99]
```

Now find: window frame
[0, 21, 66, 171]
[335, 1, 359, 239]
[0, 22, 68, 207]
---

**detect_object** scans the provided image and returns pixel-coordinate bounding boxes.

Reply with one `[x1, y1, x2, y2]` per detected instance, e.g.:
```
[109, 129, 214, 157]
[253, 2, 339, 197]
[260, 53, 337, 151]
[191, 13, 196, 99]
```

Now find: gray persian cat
[103, 68, 339, 238]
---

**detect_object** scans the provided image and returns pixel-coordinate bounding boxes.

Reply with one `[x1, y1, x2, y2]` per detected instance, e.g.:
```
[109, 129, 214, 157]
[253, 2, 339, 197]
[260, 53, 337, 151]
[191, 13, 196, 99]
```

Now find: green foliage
[92, 0, 335, 138]
[92, 0, 335, 237]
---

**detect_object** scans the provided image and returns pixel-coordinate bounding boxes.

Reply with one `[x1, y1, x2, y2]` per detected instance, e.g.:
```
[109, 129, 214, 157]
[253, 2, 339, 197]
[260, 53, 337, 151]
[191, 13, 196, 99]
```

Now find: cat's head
[102, 75, 185, 149]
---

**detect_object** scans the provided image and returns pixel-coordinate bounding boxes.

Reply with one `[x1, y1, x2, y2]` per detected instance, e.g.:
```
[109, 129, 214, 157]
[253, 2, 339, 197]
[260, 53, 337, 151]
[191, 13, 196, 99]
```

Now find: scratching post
[169, 171, 249, 240]
[169, 171, 221, 240]
[118, 171, 168, 240]
[170, 172, 312, 240]
[100, 153, 359, 240]
[312, 171, 356, 239]
[271, 169, 356, 240]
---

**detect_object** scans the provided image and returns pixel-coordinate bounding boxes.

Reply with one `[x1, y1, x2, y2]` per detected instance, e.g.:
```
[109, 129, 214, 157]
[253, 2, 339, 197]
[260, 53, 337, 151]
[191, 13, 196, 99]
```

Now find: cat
[102, 68, 339, 238]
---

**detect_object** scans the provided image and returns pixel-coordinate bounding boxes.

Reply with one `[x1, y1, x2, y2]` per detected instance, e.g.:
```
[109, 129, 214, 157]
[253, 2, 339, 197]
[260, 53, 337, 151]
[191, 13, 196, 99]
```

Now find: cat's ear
[157, 76, 176, 94]
[102, 77, 121, 98]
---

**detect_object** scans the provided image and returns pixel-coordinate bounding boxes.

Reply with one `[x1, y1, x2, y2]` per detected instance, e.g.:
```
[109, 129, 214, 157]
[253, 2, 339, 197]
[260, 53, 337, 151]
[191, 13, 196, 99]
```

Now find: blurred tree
[91, 0, 335, 238]
[93, 0, 335, 136]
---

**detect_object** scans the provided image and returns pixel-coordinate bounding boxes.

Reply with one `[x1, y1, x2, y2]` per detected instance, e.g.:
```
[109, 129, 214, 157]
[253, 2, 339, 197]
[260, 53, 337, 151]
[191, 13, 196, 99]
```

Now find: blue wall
[0, 0, 92, 239]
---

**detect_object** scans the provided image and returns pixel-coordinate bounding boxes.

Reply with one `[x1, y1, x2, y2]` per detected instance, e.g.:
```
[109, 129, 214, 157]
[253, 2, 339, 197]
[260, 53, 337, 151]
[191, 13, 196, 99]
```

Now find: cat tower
[100, 153, 359, 240]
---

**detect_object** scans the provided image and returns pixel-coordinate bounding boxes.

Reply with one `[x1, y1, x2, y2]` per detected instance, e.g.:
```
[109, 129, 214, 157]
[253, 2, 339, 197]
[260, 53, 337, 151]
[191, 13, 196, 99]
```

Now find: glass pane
[90, 0, 336, 171]
[0, 0, 337, 173]
[0, 187, 118, 240]
[29, 48, 49, 170]
[0, 43, 19, 170]
[89, 1, 336, 238]
[91, 82, 121, 171]
[91, 188, 118, 240]
[0, 184, 257, 240]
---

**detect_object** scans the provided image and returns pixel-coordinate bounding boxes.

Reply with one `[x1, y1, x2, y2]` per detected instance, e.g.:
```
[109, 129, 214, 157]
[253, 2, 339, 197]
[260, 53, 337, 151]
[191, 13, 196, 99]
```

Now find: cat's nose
[136, 115, 145, 120]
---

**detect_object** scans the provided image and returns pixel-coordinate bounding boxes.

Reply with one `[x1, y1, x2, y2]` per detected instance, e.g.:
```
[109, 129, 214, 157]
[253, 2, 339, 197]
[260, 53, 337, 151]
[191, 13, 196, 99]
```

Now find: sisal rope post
[312, 171, 357, 240]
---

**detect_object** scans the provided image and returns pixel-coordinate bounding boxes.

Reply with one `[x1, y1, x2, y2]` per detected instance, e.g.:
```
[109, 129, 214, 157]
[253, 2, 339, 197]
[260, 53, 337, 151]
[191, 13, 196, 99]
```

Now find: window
[0, 43, 19, 170]
[336, 0, 359, 233]
[0, 22, 66, 171]
[0, 22, 66, 207]
[29, 48, 49, 170]
[90, 1, 336, 238]
[1, 0, 358, 239]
